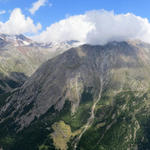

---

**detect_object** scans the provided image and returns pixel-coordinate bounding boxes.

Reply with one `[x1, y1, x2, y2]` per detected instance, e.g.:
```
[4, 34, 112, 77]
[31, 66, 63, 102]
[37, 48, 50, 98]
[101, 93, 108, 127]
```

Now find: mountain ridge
[1, 40, 150, 149]
[0, 40, 146, 127]
[0, 33, 81, 94]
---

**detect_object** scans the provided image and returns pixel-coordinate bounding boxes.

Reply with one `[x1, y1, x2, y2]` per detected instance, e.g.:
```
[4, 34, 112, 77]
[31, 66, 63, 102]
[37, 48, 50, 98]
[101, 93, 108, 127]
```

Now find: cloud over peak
[85, 10, 150, 44]
[1, 9, 150, 45]
[0, 8, 41, 35]
[33, 10, 150, 45]
[34, 14, 94, 43]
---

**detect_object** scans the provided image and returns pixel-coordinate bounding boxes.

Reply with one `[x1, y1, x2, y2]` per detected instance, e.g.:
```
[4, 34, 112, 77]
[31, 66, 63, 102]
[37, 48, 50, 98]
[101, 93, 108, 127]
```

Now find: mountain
[0, 34, 80, 93]
[1, 41, 150, 150]
[0, 34, 33, 47]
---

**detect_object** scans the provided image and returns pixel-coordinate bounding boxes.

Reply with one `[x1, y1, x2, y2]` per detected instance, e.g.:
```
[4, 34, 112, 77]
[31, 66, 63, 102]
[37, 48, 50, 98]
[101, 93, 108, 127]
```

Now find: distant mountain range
[0, 34, 81, 93]
[0, 34, 33, 47]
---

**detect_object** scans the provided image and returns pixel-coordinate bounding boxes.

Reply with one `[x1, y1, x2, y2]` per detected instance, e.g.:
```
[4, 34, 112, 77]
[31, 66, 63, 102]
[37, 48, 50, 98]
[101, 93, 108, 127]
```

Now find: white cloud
[29, 0, 49, 15]
[32, 10, 150, 45]
[0, 8, 41, 35]
[1, 9, 150, 45]
[33, 15, 94, 43]
[0, 10, 6, 15]
[85, 10, 150, 45]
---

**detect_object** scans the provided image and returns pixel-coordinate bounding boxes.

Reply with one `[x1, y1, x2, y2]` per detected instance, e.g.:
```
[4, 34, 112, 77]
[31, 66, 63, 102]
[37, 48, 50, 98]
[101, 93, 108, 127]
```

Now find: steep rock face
[1, 41, 149, 129]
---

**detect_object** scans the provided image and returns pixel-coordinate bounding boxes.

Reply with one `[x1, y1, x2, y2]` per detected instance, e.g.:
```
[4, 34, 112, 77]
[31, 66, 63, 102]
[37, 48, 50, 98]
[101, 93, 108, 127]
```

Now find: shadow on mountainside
[0, 72, 28, 94]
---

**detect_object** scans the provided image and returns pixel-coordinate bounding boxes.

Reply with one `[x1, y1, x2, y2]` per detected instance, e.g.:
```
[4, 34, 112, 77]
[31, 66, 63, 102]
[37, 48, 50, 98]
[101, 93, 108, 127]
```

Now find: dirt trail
[73, 78, 103, 150]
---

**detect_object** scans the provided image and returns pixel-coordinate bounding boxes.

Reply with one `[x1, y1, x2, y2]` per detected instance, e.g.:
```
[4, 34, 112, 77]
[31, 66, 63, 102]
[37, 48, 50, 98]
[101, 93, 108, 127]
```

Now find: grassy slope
[2, 87, 150, 150]
[1, 80, 150, 150]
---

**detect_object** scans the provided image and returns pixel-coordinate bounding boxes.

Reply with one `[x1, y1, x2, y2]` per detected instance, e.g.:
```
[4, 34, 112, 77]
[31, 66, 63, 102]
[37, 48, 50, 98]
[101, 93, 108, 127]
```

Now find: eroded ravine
[73, 77, 103, 150]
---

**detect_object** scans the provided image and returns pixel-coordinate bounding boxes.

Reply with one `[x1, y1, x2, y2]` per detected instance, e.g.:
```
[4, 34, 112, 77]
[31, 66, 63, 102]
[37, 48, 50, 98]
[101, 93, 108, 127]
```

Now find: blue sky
[1, 0, 150, 44]
[0, 0, 150, 30]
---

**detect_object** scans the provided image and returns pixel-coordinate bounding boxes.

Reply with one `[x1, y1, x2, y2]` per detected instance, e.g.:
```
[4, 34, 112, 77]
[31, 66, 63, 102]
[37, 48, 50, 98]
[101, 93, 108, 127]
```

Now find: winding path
[73, 77, 103, 150]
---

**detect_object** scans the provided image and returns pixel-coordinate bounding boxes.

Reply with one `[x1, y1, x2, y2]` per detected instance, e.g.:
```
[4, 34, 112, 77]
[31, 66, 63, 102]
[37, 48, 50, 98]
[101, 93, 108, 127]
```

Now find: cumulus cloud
[29, 0, 49, 15]
[0, 8, 41, 35]
[32, 10, 150, 45]
[85, 10, 150, 45]
[0, 10, 6, 15]
[33, 15, 94, 43]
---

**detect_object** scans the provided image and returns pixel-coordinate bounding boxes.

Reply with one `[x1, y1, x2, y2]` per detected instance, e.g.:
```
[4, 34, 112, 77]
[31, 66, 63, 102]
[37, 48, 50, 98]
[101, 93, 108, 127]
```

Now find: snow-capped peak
[0, 34, 33, 46]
